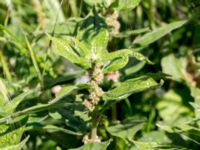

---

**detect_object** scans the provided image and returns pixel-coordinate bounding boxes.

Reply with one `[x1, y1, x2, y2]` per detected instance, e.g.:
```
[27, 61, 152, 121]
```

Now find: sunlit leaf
[48, 35, 91, 69]
[102, 49, 152, 73]
[156, 89, 193, 124]
[103, 76, 158, 101]
[0, 24, 26, 55]
[77, 14, 108, 61]
[114, 28, 150, 38]
[0, 136, 29, 150]
[55, 85, 77, 99]
[69, 140, 112, 150]
[133, 20, 188, 51]
[0, 117, 27, 148]
[118, 0, 141, 11]
[161, 54, 186, 82]
[103, 56, 129, 73]
[83, 0, 103, 6]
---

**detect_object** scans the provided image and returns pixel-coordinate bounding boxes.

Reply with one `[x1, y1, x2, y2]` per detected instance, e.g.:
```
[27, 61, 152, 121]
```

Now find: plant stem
[91, 115, 98, 140]
[86, 62, 103, 143]
[111, 105, 117, 122]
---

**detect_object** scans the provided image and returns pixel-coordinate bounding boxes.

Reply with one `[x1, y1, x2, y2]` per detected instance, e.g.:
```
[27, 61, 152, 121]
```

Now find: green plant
[0, 0, 200, 149]
[47, 7, 189, 148]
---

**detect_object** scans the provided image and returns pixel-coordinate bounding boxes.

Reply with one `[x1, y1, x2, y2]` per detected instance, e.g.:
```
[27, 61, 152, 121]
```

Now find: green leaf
[0, 93, 82, 124]
[0, 136, 29, 150]
[43, 71, 85, 89]
[138, 131, 171, 144]
[102, 49, 152, 73]
[133, 20, 188, 51]
[3, 90, 34, 114]
[42, 125, 82, 136]
[125, 61, 146, 75]
[0, 117, 27, 148]
[104, 0, 115, 7]
[157, 123, 200, 145]
[90, 29, 109, 61]
[161, 54, 186, 82]
[83, 0, 103, 6]
[77, 14, 108, 61]
[161, 54, 200, 124]
[103, 76, 158, 101]
[0, 24, 26, 55]
[44, 19, 78, 35]
[103, 56, 129, 73]
[107, 118, 145, 143]
[156, 89, 193, 125]
[0, 79, 9, 105]
[48, 35, 91, 69]
[69, 140, 112, 150]
[130, 141, 158, 150]
[190, 87, 200, 123]
[118, 0, 141, 11]
[25, 36, 42, 82]
[55, 85, 77, 99]
[70, 37, 91, 58]
[0, 51, 12, 81]
[132, 51, 153, 64]
[102, 49, 132, 63]
[114, 28, 150, 38]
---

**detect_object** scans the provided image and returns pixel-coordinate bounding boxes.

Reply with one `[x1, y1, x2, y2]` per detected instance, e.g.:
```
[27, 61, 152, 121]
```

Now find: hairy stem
[85, 62, 103, 143]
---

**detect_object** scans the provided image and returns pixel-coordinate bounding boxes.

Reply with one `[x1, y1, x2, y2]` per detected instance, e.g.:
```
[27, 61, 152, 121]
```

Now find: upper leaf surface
[77, 14, 109, 61]
[118, 0, 141, 11]
[69, 140, 112, 150]
[133, 20, 188, 50]
[103, 76, 158, 101]
[49, 35, 91, 69]
[107, 118, 145, 143]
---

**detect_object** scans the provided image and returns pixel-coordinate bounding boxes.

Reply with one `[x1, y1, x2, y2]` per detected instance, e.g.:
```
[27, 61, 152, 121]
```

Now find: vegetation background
[0, 0, 200, 149]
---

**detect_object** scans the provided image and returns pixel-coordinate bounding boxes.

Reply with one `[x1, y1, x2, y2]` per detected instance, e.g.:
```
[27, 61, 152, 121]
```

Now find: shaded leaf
[44, 71, 85, 89]
[42, 125, 82, 136]
[4, 90, 34, 114]
[107, 118, 145, 143]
